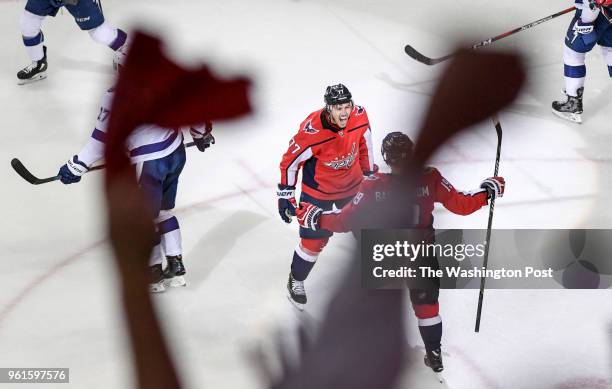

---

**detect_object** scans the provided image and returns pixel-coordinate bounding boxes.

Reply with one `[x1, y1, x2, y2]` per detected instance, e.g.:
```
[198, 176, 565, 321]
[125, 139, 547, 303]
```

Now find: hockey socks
[290, 250, 316, 281]
[418, 320, 443, 353]
[157, 213, 182, 257]
[290, 238, 327, 281]
[563, 46, 586, 97]
[110, 29, 128, 51]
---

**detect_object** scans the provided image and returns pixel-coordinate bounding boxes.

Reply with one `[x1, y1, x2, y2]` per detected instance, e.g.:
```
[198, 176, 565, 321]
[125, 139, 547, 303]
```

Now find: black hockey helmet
[324, 83, 353, 107]
[381, 131, 414, 166]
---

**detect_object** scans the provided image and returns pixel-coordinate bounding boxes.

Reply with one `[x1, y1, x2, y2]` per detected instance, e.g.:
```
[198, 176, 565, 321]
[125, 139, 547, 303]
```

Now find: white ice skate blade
[149, 282, 166, 293]
[286, 294, 304, 311]
[552, 108, 582, 124]
[17, 72, 47, 85]
[165, 276, 187, 288]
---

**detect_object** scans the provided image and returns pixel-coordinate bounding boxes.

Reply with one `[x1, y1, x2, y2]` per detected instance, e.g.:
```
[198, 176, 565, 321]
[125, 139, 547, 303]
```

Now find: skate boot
[286, 272, 307, 311]
[424, 348, 444, 373]
[17, 46, 48, 85]
[552, 87, 583, 124]
[149, 264, 166, 293]
[163, 255, 187, 287]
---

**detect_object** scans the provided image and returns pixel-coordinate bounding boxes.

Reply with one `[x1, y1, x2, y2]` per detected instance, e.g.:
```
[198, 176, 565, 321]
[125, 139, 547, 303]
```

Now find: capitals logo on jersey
[324, 143, 357, 170]
[303, 120, 319, 134]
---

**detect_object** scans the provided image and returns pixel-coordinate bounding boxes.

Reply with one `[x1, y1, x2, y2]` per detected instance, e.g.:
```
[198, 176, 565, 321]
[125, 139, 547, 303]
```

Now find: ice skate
[286, 272, 306, 311]
[552, 87, 583, 124]
[163, 255, 187, 288]
[424, 348, 444, 383]
[17, 46, 48, 85]
[149, 264, 166, 293]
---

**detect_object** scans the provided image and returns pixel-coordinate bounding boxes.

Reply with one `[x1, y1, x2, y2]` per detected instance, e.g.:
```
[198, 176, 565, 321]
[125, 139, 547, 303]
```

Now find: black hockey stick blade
[11, 142, 198, 185]
[404, 6, 575, 66]
[404, 45, 451, 65]
[11, 158, 60, 185]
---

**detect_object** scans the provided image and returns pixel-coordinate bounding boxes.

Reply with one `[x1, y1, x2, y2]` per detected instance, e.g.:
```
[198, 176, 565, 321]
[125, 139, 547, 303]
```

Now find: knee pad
[20, 10, 44, 39]
[88, 22, 117, 46]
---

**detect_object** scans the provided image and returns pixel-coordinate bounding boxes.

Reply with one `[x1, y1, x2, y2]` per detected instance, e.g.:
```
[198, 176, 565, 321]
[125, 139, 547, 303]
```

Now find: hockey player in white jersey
[552, 0, 612, 123]
[17, 0, 128, 84]
[57, 80, 214, 292]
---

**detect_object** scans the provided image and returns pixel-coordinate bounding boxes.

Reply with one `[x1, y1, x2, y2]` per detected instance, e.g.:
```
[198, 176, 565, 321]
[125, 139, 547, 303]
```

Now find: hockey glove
[277, 184, 297, 223]
[295, 202, 323, 231]
[190, 121, 215, 152]
[480, 176, 505, 199]
[58, 155, 88, 184]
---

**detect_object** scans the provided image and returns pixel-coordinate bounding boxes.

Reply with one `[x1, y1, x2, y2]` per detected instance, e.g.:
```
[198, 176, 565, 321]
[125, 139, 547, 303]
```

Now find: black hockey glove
[190, 121, 215, 152]
[277, 184, 297, 223]
[58, 155, 88, 184]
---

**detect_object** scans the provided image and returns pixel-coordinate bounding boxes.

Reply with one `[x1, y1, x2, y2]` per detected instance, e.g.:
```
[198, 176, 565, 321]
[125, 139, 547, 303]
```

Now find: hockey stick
[474, 115, 503, 333]
[404, 6, 576, 65]
[11, 141, 198, 185]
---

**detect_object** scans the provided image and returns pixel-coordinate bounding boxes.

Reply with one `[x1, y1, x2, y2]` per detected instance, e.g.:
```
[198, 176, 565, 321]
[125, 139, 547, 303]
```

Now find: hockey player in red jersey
[277, 83, 376, 310]
[294, 131, 505, 374]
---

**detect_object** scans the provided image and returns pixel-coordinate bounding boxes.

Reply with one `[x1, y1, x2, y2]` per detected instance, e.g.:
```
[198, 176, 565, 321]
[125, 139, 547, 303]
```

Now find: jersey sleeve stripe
[458, 188, 488, 196]
[285, 147, 313, 186]
[363, 127, 374, 171]
[129, 130, 181, 157]
[91, 128, 107, 143]
[347, 122, 369, 133]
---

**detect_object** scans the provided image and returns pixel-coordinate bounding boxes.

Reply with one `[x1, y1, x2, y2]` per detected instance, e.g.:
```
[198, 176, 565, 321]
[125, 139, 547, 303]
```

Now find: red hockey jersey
[279, 106, 374, 200]
[320, 169, 488, 232]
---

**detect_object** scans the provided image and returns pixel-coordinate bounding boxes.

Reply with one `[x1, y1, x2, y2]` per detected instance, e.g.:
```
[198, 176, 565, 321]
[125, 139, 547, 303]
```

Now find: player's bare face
[329, 103, 352, 129]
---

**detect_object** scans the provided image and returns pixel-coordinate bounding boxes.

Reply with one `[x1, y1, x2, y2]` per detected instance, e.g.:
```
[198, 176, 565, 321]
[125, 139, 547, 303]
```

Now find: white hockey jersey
[77, 88, 189, 167]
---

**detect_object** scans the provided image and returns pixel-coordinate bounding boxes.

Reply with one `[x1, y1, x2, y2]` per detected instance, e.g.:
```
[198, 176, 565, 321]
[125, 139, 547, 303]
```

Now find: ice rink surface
[1, 0, 611, 388]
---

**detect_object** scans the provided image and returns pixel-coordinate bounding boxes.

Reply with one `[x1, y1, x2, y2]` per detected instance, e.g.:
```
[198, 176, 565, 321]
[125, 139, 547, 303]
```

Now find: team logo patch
[355, 105, 365, 116]
[303, 121, 319, 134]
[324, 143, 357, 170]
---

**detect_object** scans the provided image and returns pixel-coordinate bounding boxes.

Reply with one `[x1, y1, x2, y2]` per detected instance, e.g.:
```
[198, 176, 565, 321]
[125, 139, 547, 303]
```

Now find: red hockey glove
[295, 202, 323, 230]
[480, 177, 505, 199]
